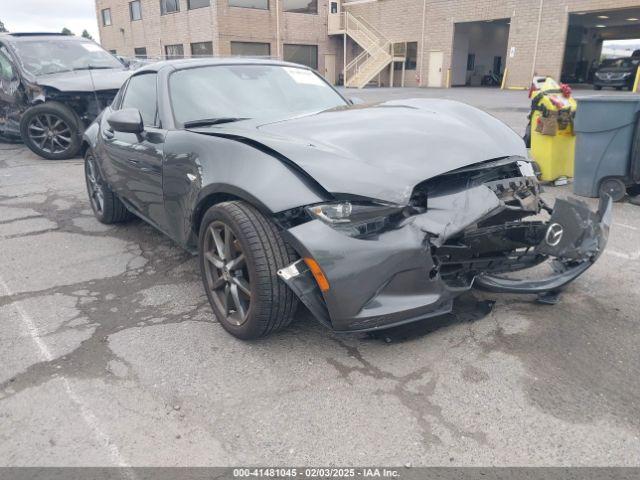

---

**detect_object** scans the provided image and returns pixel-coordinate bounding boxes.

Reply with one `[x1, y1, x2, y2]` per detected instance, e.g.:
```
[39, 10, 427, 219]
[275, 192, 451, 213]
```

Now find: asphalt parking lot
[1, 87, 639, 467]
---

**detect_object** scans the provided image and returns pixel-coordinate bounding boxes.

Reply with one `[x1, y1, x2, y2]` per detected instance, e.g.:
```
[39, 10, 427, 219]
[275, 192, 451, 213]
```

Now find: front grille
[596, 72, 628, 81]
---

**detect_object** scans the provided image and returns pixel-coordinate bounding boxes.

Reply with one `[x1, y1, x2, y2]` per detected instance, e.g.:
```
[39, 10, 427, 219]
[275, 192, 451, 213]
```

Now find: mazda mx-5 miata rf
[82, 58, 612, 339]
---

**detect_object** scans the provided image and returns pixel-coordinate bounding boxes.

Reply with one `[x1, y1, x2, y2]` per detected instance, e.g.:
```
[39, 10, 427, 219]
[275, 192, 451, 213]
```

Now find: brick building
[95, 0, 640, 88]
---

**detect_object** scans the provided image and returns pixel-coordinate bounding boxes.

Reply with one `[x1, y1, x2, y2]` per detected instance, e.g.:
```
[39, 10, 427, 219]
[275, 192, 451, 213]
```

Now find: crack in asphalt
[0, 190, 211, 403]
[0, 214, 44, 225]
[326, 321, 489, 448]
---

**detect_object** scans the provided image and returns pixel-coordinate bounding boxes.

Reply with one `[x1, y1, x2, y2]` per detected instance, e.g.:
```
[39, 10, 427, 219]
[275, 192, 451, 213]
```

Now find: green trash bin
[574, 96, 640, 202]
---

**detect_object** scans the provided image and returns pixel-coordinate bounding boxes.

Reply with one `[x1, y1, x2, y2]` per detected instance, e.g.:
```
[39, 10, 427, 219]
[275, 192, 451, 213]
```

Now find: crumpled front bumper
[474, 195, 612, 293]
[278, 193, 612, 333]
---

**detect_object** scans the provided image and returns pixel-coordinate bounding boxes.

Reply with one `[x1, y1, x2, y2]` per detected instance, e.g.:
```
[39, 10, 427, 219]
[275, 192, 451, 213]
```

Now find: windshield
[169, 64, 348, 126]
[600, 58, 639, 69]
[12, 39, 123, 76]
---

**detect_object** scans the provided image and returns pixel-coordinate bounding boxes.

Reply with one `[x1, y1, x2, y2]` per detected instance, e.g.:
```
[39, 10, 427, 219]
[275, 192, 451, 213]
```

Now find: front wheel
[20, 102, 82, 160]
[199, 201, 298, 339]
[85, 150, 134, 224]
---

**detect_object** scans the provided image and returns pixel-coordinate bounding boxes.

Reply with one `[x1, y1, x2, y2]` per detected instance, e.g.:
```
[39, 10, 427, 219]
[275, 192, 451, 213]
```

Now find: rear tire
[20, 102, 82, 160]
[199, 201, 298, 339]
[84, 150, 133, 224]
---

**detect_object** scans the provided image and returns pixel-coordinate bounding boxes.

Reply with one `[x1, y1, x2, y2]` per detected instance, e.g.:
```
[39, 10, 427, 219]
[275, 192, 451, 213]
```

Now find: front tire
[20, 102, 82, 160]
[84, 150, 133, 224]
[199, 201, 298, 339]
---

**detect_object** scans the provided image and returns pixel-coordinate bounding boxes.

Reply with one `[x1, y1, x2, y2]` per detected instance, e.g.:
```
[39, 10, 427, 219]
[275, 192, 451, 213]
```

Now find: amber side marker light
[303, 257, 330, 292]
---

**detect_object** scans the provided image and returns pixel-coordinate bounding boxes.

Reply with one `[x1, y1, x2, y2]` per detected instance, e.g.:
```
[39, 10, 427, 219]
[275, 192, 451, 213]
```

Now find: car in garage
[593, 57, 639, 91]
[82, 58, 612, 339]
[0, 32, 131, 159]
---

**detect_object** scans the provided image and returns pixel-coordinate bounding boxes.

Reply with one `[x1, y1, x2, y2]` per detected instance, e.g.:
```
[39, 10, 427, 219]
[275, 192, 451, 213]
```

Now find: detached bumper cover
[279, 193, 612, 333]
[475, 195, 612, 293]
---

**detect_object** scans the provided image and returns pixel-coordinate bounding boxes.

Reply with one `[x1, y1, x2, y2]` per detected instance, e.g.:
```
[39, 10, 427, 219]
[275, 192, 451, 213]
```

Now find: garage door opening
[561, 7, 640, 90]
[451, 19, 510, 87]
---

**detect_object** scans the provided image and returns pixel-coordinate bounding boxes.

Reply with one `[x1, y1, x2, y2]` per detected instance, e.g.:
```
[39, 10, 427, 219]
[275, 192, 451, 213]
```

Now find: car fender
[161, 130, 330, 249]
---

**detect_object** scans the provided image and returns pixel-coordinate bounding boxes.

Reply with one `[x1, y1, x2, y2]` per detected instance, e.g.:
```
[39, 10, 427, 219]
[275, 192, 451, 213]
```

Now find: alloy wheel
[85, 156, 105, 214]
[28, 113, 73, 155]
[203, 221, 252, 326]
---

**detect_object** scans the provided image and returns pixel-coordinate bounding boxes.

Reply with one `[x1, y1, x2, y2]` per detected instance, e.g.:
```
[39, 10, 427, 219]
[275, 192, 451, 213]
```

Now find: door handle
[103, 128, 114, 139]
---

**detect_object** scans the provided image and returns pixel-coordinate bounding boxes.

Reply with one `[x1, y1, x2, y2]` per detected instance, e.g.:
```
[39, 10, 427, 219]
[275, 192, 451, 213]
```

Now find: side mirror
[348, 97, 365, 105]
[107, 108, 144, 134]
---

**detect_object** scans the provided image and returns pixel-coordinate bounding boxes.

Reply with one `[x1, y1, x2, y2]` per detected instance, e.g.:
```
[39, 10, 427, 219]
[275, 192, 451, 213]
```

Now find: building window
[160, 0, 180, 15]
[283, 44, 317, 69]
[109, 49, 117, 54]
[283, 0, 317, 14]
[191, 41, 213, 57]
[101, 8, 112, 26]
[228, 0, 269, 10]
[405, 41, 417, 70]
[134, 47, 147, 58]
[188, 0, 210, 8]
[165, 44, 185, 59]
[466, 54, 475, 71]
[129, 1, 142, 20]
[230, 41, 271, 57]
[394, 42, 417, 71]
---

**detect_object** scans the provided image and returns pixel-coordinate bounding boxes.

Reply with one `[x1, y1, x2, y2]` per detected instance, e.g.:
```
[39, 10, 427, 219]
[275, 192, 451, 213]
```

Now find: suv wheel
[20, 102, 82, 160]
[199, 201, 298, 339]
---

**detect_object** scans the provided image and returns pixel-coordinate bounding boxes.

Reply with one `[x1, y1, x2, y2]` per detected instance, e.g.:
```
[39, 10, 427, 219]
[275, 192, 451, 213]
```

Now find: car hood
[35, 68, 131, 92]
[192, 98, 528, 205]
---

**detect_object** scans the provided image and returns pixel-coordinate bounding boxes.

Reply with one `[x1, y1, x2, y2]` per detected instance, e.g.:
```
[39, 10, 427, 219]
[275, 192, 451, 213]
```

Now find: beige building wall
[343, 0, 640, 88]
[96, 0, 640, 88]
[95, 0, 219, 59]
[95, 0, 339, 80]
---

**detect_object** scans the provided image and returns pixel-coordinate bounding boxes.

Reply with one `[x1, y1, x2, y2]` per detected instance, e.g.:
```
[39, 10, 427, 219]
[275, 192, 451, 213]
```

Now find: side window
[0, 46, 15, 81]
[120, 74, 158, 127]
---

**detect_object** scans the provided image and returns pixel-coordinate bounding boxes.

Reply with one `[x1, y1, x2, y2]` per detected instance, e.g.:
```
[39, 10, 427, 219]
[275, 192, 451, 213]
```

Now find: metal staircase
[328, 11, 393, 88]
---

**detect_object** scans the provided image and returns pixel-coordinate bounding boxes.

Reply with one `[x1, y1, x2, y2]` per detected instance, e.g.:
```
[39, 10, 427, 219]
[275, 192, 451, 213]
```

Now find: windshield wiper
[183, 118, 249, 128]
[72, 66, 117, 71]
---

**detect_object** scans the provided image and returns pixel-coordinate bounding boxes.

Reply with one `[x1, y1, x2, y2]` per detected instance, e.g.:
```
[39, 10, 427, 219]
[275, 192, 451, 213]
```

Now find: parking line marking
[0, 276, 135, 476]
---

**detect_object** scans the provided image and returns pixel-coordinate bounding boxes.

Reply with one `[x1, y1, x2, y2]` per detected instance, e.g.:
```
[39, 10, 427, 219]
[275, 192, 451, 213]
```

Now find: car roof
[0, 33, 88, 43]
[132, 57, 312, 75]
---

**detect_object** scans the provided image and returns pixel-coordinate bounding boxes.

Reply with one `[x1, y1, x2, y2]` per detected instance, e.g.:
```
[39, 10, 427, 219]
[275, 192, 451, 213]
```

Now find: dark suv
[0, 33, 131, 159]
[593, 57, 639, 91]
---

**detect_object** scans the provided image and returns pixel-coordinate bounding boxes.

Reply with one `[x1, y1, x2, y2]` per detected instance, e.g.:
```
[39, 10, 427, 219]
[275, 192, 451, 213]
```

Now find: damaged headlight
[306, 201, 402, 238]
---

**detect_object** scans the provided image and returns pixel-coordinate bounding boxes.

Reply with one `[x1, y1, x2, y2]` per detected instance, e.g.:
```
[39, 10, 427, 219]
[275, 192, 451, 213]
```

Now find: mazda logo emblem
[545, 223, 564, 247]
